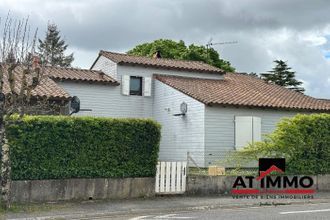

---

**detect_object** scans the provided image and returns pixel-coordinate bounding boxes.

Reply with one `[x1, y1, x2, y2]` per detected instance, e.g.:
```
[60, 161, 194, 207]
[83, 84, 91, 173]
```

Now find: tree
[0, 13, 55, 209]
[38, 23, 74, 67]
[127, 39, 235, 72]
[261, 60, 304, 93]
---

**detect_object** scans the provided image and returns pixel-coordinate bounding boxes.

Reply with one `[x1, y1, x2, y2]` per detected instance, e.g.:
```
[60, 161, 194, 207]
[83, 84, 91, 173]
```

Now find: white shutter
[235, 116, 253, 150]
[144, 77, 152, 96]
[252, 117, 261, 142]
[122, 75, 130, 95]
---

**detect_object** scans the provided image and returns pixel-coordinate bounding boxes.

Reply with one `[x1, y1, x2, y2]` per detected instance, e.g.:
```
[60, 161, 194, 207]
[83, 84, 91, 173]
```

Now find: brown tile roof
[31, 77, 71, 100]
[45, 66, 118, 84]
[3, 66, 118, 101]
[319, 99, 330, 103]
[2, 66, 71, 100]
[155, 73, 330, 112]
[99, 50, 224, 74]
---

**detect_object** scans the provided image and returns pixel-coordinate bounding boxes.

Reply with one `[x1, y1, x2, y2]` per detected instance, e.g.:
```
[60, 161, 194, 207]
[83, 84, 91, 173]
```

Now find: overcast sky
[1, 0, 330, 98]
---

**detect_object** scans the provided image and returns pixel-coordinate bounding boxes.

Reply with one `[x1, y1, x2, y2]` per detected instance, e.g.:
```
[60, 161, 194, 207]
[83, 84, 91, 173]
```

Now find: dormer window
[129, 76, 142, 96]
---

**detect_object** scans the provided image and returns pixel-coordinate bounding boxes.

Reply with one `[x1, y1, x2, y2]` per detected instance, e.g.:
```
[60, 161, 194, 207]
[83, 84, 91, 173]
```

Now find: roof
[155, 73, 330, 112]
[45, 66, 118, 84]
[2, 66, 119, 101]
[31, 77, 71, 100]
[319, 99, 330, 103]
[98, 50, 224, 74]
[2, 66, 71, 100]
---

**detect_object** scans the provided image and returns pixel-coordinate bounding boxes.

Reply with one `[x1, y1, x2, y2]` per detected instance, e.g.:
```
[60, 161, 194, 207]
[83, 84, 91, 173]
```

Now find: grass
[188, 167, 258, 176]
[0, 201, 75, 216]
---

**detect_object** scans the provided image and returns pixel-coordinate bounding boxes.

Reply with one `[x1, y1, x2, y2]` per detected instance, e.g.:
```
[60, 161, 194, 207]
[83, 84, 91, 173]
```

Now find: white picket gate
[155, 161, 187, 194]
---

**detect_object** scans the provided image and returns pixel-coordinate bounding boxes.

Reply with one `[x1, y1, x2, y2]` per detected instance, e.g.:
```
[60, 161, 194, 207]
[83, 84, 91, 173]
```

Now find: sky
[1, 0, 330, 98]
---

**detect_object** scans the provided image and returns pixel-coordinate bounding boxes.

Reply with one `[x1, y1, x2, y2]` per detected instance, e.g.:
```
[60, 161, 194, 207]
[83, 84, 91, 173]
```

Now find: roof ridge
[155, 74, 222, 81]
[100, 50, 210, 64]
[45, 65, 102, 73]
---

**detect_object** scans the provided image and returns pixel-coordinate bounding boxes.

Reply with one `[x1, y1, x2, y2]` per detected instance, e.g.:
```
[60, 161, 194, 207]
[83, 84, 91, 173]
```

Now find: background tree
[0, 13, 51, 209]
[38, 23, 74, 67]
[127, 39, 235, 72]
[261, 60, 304, 93]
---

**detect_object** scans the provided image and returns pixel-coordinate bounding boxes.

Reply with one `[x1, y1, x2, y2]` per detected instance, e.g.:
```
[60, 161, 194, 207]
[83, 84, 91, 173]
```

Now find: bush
[231, 114, 330, 175]
[6, 115, 161, 180]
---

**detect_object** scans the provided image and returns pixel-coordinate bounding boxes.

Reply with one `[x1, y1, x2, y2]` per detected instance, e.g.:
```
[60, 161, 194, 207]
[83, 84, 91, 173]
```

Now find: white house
[44, 51, 330, 167]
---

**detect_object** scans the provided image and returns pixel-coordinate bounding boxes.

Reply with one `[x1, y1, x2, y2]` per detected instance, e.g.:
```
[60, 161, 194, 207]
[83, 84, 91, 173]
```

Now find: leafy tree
[38, 23, 74, 67]
[127, 39, 235, 72]
[261, 60, 304, 93]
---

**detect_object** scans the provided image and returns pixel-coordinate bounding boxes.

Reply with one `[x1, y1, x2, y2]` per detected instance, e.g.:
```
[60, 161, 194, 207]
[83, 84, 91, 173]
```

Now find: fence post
[186, 151, 190, 177]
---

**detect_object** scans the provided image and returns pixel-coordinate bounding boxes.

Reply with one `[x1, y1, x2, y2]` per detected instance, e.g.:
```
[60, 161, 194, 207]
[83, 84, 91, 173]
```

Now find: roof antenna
[206, 38, 238, 59]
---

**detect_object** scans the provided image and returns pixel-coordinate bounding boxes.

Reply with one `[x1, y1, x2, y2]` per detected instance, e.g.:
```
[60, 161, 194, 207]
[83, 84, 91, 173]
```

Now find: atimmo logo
[231, 158, 315, 199]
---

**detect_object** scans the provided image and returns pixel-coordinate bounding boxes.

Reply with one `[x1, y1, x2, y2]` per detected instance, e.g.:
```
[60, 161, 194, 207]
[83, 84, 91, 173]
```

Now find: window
[121, 75, 152, 96]
[129, 76, 142, 96]
[235, 116, 261, 150]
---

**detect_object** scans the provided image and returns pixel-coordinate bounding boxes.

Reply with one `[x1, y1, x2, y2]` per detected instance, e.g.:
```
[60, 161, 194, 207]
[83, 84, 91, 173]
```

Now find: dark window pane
[130, 76, 142, 95]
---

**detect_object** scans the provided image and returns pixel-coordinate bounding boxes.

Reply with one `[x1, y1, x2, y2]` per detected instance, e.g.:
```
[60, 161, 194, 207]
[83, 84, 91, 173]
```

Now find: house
[15, 51, 330, 166]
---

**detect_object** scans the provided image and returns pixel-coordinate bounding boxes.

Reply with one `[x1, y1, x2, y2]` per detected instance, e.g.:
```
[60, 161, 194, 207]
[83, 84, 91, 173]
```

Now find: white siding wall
[154, 80, 205, 166]
[92, 56, 117, 79]
[204, 106, 310, 166]
[58, 81, 152, 118]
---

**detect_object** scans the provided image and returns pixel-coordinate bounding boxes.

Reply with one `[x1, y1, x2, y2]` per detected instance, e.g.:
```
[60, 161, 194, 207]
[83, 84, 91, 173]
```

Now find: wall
[91, 56, 117, 79]
[187, 175, 330, 195]
[11, 177, 155, 203]
[203, 106, 309, 166]
[58, 81, 152, 118]
[153, 81, 205, 166]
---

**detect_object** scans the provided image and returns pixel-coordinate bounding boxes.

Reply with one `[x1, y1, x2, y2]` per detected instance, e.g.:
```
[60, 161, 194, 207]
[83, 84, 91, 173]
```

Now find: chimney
[153, 50, 162, 59]
[32, 55, 40, 69]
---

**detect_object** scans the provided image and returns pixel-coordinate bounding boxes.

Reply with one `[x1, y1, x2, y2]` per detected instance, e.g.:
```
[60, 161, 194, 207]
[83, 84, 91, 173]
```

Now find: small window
[129, 76, 142, 96]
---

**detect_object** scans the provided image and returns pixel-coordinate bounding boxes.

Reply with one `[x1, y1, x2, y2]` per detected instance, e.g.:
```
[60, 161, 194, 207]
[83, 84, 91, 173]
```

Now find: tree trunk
[0, 123, 11, 209]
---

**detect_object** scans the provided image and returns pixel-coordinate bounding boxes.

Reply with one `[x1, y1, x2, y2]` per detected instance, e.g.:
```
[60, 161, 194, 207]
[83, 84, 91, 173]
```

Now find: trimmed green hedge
[6, 115, 161, 180]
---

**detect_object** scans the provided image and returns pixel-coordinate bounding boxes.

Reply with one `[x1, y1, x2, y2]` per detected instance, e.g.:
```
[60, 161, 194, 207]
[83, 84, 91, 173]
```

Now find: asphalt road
[109, 203, 330, 220]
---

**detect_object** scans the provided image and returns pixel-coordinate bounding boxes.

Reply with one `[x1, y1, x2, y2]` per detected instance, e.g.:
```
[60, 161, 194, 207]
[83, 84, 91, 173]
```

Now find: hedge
[6, 115, 161, 180]
[233, 113, 330, 175]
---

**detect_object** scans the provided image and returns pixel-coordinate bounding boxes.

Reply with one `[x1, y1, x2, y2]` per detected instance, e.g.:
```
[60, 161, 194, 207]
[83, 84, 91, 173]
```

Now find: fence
[187, 150, 258, 176]
[155, 161, 187, 194]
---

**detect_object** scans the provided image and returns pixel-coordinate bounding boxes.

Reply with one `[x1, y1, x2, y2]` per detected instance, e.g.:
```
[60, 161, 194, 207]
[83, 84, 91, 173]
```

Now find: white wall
[58, 81, 152, 118]
[204, 106, 310, 166]
[92, 56, 117, 79]
[153, 80, 205, 166]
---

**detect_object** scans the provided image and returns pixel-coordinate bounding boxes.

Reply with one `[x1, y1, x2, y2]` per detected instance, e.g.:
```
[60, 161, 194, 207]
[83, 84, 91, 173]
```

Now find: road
[6, 194, 330, 220]
[107, 203, 330, 220]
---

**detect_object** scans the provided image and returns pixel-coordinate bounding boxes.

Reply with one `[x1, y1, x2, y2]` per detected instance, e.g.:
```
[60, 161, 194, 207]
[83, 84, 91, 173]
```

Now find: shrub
[6, 115, 161, 180]
[230, 114, 330, 175]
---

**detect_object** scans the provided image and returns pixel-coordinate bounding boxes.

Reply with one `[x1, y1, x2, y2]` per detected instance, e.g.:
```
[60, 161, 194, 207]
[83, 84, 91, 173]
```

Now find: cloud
[0, 0, 330, 98]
